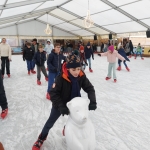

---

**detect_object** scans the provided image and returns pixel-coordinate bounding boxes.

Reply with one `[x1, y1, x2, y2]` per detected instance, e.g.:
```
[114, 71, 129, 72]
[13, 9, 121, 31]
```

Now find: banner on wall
[144, 47, 150, 55]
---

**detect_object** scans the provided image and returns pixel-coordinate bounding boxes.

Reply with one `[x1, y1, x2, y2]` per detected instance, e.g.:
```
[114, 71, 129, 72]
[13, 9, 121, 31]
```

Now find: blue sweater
[118, 48, 130, 61]
[34, 51, 46, 66]
[47, 50, 66, 73]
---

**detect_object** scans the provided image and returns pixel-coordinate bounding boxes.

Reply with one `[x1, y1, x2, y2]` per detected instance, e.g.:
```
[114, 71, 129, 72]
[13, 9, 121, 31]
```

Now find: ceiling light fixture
[44, 13, 52, 35]
[83, 0, 94, 28]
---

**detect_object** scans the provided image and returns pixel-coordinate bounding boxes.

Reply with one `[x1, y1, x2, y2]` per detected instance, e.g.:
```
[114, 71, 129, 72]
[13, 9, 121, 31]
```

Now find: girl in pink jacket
[98, 45, 125, 82]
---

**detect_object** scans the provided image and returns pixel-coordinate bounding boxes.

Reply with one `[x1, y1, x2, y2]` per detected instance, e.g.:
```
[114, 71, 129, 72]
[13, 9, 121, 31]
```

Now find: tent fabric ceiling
[0, 0, 149, 37]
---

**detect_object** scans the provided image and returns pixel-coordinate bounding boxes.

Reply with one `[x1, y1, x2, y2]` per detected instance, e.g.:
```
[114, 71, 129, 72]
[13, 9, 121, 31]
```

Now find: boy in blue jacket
[84, 42, 94, 72]
[34, 45, 48, 85]
[117, 46, 130, 71]
[46, 43, 66, 100]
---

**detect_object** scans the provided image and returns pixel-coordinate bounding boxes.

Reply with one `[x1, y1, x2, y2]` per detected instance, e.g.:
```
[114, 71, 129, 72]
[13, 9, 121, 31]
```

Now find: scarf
[68, 72, 81, 100]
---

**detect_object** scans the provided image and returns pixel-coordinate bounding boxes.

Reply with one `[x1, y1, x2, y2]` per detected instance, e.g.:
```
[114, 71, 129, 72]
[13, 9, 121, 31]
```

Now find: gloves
[98, 54, 101, 56]
[59, 104, 69, 116]
[89, 103, 97, 111]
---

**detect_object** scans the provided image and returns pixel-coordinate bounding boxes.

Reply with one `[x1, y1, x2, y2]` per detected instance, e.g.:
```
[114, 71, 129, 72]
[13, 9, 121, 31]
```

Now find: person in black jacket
[23, 42, 35, 75]
[32, 54, 97, 150]
[46, 43, 66, 100]
[34, 45, 48, 85]
[129, 40, 134, 57]
[84, 42, 94, 72]
[117, 46, 130, 71]
[0, 65, 8, 119]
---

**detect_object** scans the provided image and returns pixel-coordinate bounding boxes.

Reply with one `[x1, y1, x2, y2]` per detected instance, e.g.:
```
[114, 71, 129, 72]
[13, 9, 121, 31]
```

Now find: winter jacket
[49, 63, 96, 109]
[31, 43, 39, 53]
[23, 47, 35, 61]
[101, 50, 125, 63]
[34, 51, 46, 66]
[118, 48, 130, 61]
[84, 46, 94, 59]
[47, 50, 66, 73]
[0, 43, 12, 59]
[44, 44, 54, 55]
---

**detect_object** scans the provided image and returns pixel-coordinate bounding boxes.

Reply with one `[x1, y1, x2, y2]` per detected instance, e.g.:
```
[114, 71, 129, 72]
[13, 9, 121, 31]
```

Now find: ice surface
[0, 55, 150, 150]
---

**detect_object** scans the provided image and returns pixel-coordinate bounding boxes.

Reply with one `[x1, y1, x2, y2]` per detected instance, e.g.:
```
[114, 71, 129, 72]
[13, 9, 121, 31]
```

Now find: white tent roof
[0, 0, 149, 38]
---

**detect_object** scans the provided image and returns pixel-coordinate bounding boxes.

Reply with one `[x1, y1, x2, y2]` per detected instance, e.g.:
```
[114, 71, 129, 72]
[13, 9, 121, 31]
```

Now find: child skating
[23, 42, 36, 75]
[32, 54, 97, 150]
[98, 45, 126, 83]
[79, 45, 88, 71]
[34, 45, 48, 85]
[135, 43, 144, 60]
[117, 45, 130, 71]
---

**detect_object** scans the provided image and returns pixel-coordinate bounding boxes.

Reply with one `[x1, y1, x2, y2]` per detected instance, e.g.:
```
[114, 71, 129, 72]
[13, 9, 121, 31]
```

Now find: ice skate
[89, 68, 93, 72]
[7, 74, 10, 78]
[105, 77, 111, 80]
[28, 71, 30, 75]
[37, 80, 41, 85]
[114, 79, 117, 83]
[31, 70, 36, 74]
[117, 66, 121, 71]
[126, 67, 130, 72]
[46, 92, 50, 100]
[1, 108, 8, 119]
[45, 77, 48, 81]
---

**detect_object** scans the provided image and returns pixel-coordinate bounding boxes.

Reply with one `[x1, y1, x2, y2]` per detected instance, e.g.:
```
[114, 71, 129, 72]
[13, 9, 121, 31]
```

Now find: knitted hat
[80, 45, 84, 51]
[66, 54, 81, 68]
[87, 42, 91, 46]
[108, 45, 114, 52]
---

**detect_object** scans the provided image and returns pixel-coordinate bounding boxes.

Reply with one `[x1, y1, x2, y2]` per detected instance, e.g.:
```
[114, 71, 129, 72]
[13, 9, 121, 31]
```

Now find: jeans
[85, 58, 91, 69]
[1, 57, 10, 75]
[118, 60, 127, 68]
[41, 106, 61, 139]
[47, 72, 59, 92]
[26, 60, 34, 71]
[135, 51, 142, 58]
[32, 60, 35, 70]
[107, 63, 116, 79]
[37, 66, 48, 80]
[0, 70, 8, 110]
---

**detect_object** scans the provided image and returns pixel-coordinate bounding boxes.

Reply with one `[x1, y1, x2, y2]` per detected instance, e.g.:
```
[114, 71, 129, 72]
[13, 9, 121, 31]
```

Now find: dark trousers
[26, 60, 34, 71]
[41, 107, 61, 139]
[37, 65, 48, 80]
[1, 57, 10, 75]
[118, 59, 127, 68]
[47, 72, 59, 92]
[0, 70, 8, 110]
[130, 48, 134, 55]
[32, 60, 35, 70]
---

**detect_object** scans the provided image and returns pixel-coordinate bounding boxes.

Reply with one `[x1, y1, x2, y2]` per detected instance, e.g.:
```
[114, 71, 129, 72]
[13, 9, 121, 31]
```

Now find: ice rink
[0, 54, 150, 150]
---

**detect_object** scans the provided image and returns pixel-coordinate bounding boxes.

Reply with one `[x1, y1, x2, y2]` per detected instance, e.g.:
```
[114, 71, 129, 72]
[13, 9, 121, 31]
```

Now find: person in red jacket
[32, 54, 97, 150]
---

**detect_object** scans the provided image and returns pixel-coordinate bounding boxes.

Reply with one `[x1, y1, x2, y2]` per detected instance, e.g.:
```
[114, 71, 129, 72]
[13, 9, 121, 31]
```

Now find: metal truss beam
[101, 0, 150, 29]
[36, 19, 80, 37]
[59, 7, 115, 34]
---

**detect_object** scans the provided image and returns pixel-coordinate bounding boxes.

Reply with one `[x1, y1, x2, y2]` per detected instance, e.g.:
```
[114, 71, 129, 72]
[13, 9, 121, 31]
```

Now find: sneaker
[62, 125, 65, 136]
[89, 68, 93, 72]
[7, 74, 10, 78]
[32, 139, 44, 150]
[126, 67, 130, 72]
[37, 80, 41, 85]
[105, 77, 111, 80]
[46, 93, 50, 100]
[114, 79, 117, 83]
[1, 108, 8, 119]
[45, 77, 48, 81]
[31, 70, 36, 74]
[117, 66, 121, 71]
